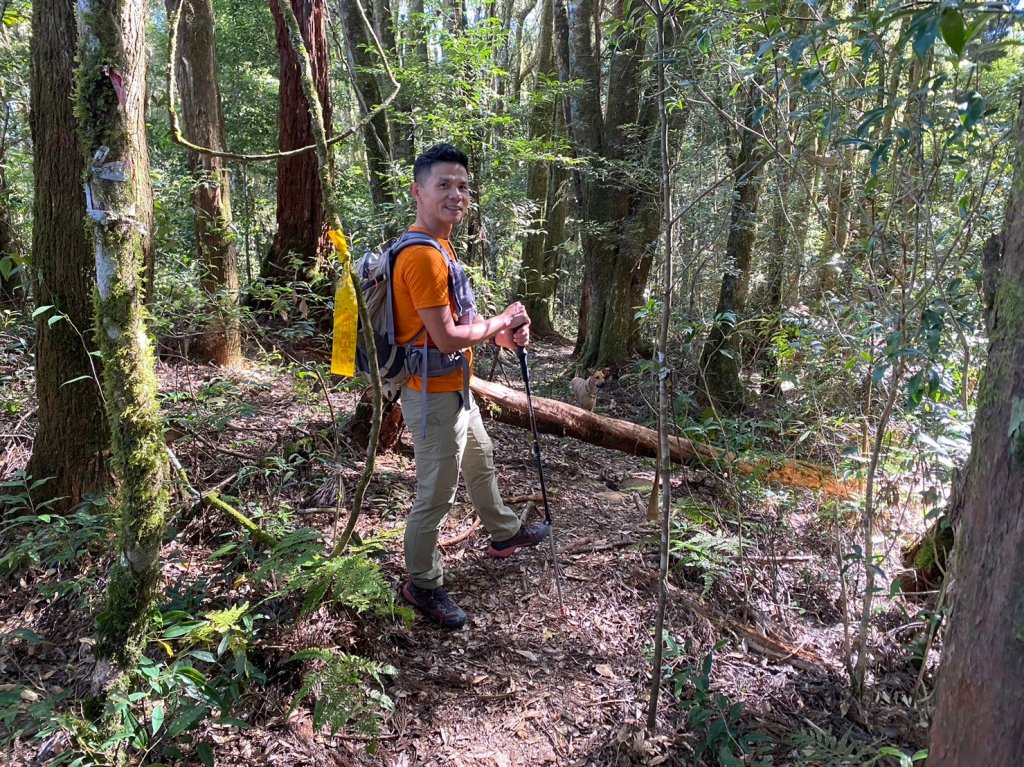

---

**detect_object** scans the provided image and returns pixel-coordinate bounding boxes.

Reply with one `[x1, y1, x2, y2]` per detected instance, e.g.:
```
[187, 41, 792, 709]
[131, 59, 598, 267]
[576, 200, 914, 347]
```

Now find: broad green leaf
[940, 8, 966, 55]
[164, 704, 209, 738]
[912, 14, 939, 62]
[31, 305, 54, 319]
[800, 66, 823, 91]
[151, 703, 164, 735]
[4, 628, 43, 644]
[696, 30, 711, 54]
[197, 741, 215, 767]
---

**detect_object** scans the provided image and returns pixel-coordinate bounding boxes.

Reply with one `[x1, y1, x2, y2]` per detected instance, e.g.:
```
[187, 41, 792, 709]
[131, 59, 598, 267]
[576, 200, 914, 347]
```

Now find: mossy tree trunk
[25, 0, 109, 507]
[76, 0, 168, 668]
[759, 159, 798, 396]
[169, 0, 241, 367]
[929, 85, 1024, 765]
[263, 0, 331, 285]
[557, 0, 660, 369]
[699, 82, 766, 412]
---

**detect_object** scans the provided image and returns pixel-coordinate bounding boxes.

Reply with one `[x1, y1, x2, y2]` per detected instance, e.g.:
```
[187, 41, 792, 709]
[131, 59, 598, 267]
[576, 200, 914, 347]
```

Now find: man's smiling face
[411, 161, 471, 235]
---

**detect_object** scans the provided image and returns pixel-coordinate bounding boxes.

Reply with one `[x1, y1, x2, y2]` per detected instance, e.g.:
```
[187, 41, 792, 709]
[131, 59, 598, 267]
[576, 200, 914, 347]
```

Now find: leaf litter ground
[0, 333, 935, 766]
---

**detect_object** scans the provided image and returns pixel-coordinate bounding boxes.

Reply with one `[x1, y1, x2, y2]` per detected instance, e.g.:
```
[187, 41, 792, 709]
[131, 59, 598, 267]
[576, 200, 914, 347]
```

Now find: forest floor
[0, 327, 937, 766]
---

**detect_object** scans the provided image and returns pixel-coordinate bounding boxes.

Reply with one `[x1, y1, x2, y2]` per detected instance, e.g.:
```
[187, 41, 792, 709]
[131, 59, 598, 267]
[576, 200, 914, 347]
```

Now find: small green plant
[669, 507, 743, 595]
[663, 636, 772, 767]
[32, 603, 269, 766]
[0, 475, 111, 593]
[786, 726, 927, 767]
[289, 648, 396, 741]
[255, 527, 410, 623]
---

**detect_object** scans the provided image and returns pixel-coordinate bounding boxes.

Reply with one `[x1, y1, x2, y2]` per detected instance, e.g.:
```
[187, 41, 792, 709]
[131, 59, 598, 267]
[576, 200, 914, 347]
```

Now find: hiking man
[393, 143, 550, 629]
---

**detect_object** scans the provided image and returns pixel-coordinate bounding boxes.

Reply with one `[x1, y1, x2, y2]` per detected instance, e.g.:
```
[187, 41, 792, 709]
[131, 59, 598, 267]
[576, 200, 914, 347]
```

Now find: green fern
[670, 521, 743, 595]
[192, 602, 250, 645]
[784, 726, 877, 766]
[294, 554, 400, 619]
[289, 648, 397, 738]
[254, 527, 326, 584]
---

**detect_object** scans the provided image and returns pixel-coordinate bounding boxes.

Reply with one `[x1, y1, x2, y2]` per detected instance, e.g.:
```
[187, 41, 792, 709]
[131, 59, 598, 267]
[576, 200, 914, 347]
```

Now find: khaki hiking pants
[400, 386, 522, 590]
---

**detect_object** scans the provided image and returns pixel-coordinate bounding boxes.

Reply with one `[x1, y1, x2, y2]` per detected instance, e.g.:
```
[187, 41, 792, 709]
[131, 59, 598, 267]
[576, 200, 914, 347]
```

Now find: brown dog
[571, 369, 607, 411]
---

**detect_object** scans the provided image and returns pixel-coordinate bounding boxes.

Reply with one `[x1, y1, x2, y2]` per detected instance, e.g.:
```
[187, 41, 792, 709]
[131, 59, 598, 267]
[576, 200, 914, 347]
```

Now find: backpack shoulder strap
[391, 230, 456, 269]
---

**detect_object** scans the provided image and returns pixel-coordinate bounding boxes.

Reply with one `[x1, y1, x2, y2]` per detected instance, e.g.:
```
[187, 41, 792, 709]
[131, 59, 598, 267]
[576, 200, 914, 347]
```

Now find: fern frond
[289, 649, 397, 738]
[253, 527, 326, 585]
[784, 726, 878, 766]
[293, 552, 399, 620]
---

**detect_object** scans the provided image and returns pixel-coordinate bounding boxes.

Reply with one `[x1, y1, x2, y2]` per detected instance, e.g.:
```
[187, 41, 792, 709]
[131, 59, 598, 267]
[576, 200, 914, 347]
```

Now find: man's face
[411, 162, 471, 230]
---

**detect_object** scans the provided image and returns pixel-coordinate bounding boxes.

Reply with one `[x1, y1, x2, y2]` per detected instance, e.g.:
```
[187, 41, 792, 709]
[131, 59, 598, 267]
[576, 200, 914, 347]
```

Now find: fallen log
[469, 377, 856, 498]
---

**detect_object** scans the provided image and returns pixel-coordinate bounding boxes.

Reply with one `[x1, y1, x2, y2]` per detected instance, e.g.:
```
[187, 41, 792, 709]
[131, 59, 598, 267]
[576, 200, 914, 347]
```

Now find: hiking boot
[488, 523, 550, 558]
[401, 582, 468, 629]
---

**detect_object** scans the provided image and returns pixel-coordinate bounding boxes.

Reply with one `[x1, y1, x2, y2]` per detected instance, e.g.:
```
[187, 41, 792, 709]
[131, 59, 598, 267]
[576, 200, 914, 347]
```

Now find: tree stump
[347, 387, 404, 452]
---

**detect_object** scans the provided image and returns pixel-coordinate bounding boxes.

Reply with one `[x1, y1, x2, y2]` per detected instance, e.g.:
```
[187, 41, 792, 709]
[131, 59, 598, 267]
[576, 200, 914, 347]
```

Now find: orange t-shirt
[392, 229, 473, 393]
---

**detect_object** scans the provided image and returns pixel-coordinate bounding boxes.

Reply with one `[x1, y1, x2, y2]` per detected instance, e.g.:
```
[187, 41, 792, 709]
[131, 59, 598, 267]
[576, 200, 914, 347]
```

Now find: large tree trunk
[25, 0, 109, 508]
[518, 0, 558, 334]
[263, 0, 331, 284]
[928, 87, 1024, 765]
[77, 0, 168, 668]
[562, 0, 660, 369]
[699, 82, 765, 412]
[339, 0, 396, 217]
[171, 0, 242, 367]
[391, 0, 425, 167]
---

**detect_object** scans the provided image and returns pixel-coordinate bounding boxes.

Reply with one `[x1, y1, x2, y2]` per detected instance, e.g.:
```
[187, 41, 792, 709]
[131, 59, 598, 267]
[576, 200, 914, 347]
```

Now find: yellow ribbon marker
[328, 228, 357, 376]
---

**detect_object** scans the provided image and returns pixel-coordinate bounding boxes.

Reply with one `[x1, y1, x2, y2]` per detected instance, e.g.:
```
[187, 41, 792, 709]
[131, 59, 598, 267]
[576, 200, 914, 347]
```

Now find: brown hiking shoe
[401, 582, 468, 629]
[488, 523, 550, 558]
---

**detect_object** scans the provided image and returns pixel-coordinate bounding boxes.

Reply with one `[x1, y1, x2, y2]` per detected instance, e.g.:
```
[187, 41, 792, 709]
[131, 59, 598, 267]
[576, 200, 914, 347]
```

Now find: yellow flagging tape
[329, 229, 356, 376]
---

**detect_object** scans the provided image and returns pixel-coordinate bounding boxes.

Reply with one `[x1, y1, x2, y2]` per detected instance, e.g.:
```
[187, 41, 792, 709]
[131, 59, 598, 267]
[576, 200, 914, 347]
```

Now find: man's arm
[417, 303, 530, 354]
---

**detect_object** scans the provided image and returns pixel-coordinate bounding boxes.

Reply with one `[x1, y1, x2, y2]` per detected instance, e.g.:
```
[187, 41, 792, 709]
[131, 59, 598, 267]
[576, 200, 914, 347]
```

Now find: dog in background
[571, 368, 608, 411]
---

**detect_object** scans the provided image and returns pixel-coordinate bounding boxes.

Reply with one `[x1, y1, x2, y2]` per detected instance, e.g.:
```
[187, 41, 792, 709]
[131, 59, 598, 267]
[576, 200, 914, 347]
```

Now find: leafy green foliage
[669, 503, 744, 595]
[663, 636, 772, 766]
[252, 527, 410, 622]
[0, 475, 112, 596]
[289, 648, 396, 739]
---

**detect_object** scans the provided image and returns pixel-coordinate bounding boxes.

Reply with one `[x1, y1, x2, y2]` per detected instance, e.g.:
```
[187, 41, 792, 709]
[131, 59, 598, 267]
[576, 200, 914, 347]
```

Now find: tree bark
[699, 82, 766, 412]
[562, 0, 660, 369]
[263, 0, 331, 284]
[171, 0, 242, 366]
[339, 0, 396, 215]
[25, 0, 109, 508]
[77, 0, 168, 668]
[391, 0, 425, 167]
[929, 86, 1024, 765]
[518, 0, 557, 334]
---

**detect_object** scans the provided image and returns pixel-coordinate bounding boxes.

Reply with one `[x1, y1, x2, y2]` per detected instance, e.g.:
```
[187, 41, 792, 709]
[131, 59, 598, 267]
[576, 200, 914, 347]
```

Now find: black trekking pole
[516, 347, 567, 617]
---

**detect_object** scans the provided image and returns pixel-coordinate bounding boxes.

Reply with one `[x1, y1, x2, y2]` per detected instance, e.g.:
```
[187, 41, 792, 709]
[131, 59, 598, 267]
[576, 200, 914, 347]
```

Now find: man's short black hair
[413, 143, 469, 182]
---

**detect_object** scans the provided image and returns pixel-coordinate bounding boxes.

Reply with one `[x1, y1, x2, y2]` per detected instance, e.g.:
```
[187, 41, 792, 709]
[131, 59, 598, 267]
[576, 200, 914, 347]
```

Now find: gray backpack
[352, 231, 477, 405]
